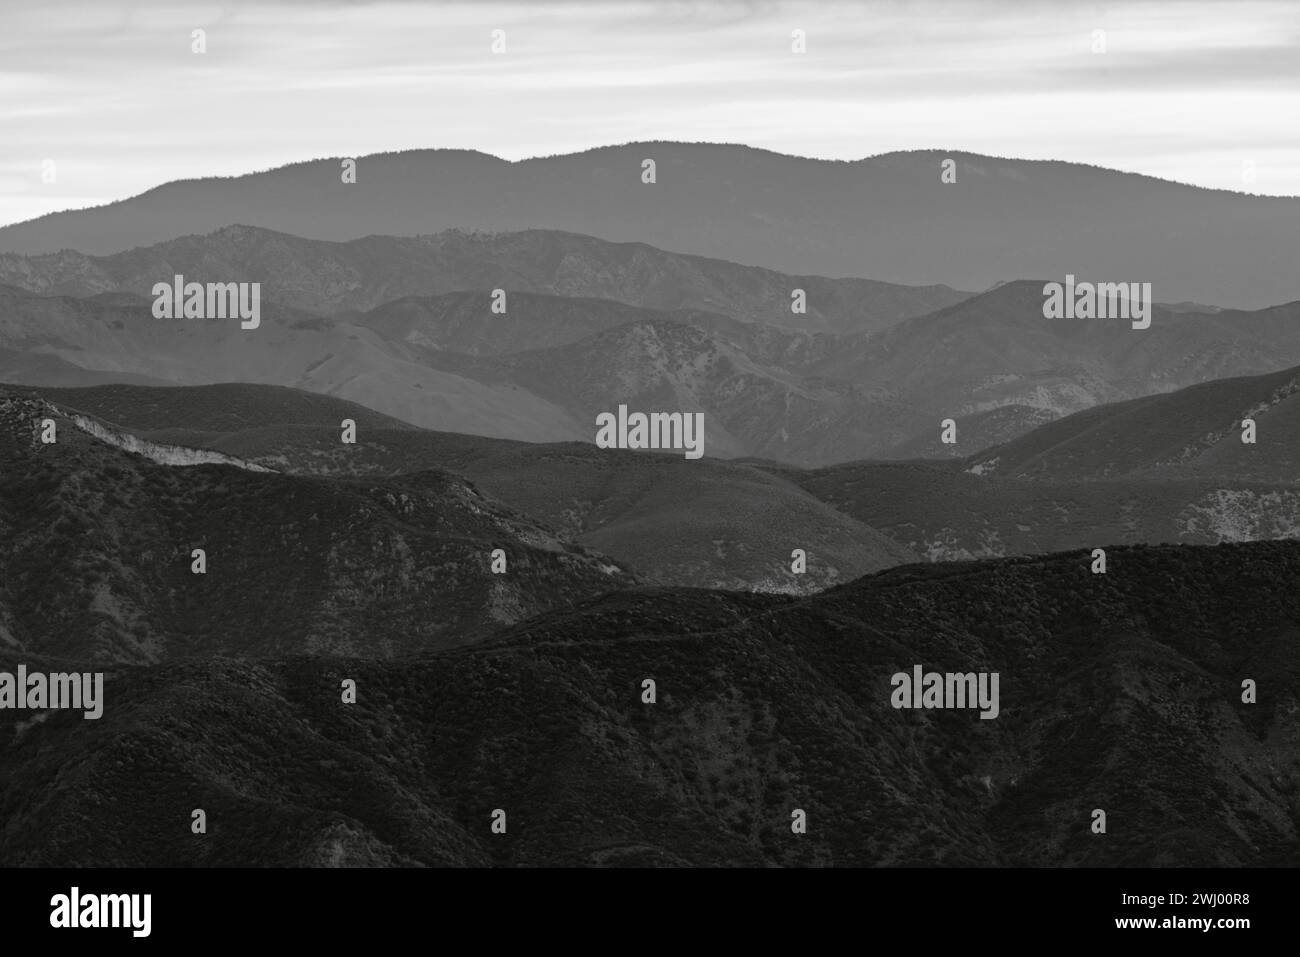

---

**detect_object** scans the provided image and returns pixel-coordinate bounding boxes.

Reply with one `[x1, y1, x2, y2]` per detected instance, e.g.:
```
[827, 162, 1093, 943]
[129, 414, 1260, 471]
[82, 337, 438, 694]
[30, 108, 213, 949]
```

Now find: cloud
[1, 0, 1298, 226]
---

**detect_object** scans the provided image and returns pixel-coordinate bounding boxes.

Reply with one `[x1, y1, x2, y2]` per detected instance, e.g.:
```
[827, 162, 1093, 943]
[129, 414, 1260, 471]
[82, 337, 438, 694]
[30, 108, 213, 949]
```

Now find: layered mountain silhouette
[22, 379, 1298, 583]
[2, 368, 1297, 868]
[22, 383, 915, 593]
[0, 282, 594, 445]
[0, 225, 965, 334]
[3, 540, 1297, 866]
[3, 144, 1298, 309]
[3, 139, 1298, 872]
[779, 363, 1300, 560]
[812, 281, 1300, 450]
[4, 234, 1300, 465]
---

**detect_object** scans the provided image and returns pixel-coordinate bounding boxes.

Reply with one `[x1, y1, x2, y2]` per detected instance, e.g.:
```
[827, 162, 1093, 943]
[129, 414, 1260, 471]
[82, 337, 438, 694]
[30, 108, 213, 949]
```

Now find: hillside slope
[0, 391, 634, 663]
[2, 540, 1297, 866]
[22, 383, 915, 592]
[812, 282, 1300, 460]
[964, 364, 1300, 482]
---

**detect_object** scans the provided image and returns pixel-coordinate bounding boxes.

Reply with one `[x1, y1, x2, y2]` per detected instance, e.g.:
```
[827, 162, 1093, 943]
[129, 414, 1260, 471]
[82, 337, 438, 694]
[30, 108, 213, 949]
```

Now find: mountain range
[18, 373, 1299, 590]
[3, 140, 1299, 870]
[3, 539, 1297, 866]
[0, 225, 967, 335]
[3, 144, 1298, 309]
[16, 383, 916, 596]
[3, 226, 1300, 465]
[1, 356, 1297, 868]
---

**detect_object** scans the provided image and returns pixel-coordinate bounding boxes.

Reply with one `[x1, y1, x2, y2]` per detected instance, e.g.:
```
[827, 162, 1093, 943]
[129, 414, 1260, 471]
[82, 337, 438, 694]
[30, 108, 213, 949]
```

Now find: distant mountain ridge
[0, 224, 968, 334]
[4, 262, 1300, 465]
[2, 143, 1297, 308]
[814, 281, 1300, 458]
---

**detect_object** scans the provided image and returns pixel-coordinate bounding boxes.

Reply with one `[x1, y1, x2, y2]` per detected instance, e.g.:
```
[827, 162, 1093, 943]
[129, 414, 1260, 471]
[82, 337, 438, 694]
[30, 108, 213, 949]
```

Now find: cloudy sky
[2, 0, 1298, 227]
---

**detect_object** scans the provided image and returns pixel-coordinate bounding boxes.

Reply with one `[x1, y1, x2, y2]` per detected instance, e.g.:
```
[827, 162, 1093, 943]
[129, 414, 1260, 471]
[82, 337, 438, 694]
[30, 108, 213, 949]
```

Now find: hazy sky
[2, 0, 1298, 227]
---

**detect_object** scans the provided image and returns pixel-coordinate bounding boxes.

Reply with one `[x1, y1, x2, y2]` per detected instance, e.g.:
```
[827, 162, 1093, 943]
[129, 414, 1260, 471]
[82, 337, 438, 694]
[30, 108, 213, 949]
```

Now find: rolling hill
[789, 461, 1300, 562]
[2, 539, 1297, 866]
[21, 383, 916, 592]
[6, 270, 1300, 467]
[0, 283, 591, 445]
[785, 368, 1300, 560]
[812, 281, 1300, 458]
[964, 364, 1300, 482]
[0, 389, 634, 664]
[0, 283, 924, 465]
[29, 379, 1298, 581]
[421, 318, 912, 464]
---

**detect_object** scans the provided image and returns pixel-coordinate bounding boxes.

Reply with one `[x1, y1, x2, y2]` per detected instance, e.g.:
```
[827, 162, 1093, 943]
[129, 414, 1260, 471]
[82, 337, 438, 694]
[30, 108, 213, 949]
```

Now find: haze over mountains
[2, 139, 1298, 870]
[3, 144, 1299, 309]
[3, 228, 1300, 465]
[827, 282, 1300, 456]
[0, 225, 966, 335]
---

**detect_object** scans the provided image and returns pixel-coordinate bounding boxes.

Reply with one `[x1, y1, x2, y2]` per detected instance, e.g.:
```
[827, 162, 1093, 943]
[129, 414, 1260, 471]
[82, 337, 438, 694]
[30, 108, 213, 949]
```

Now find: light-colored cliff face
[68, 413, 275, 472]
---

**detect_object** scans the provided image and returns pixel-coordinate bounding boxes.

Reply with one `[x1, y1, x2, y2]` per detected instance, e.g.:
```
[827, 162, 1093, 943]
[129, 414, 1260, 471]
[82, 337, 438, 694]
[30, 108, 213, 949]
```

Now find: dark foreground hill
[0, 391, 634, 663]
[1, 540, 1297, 866]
